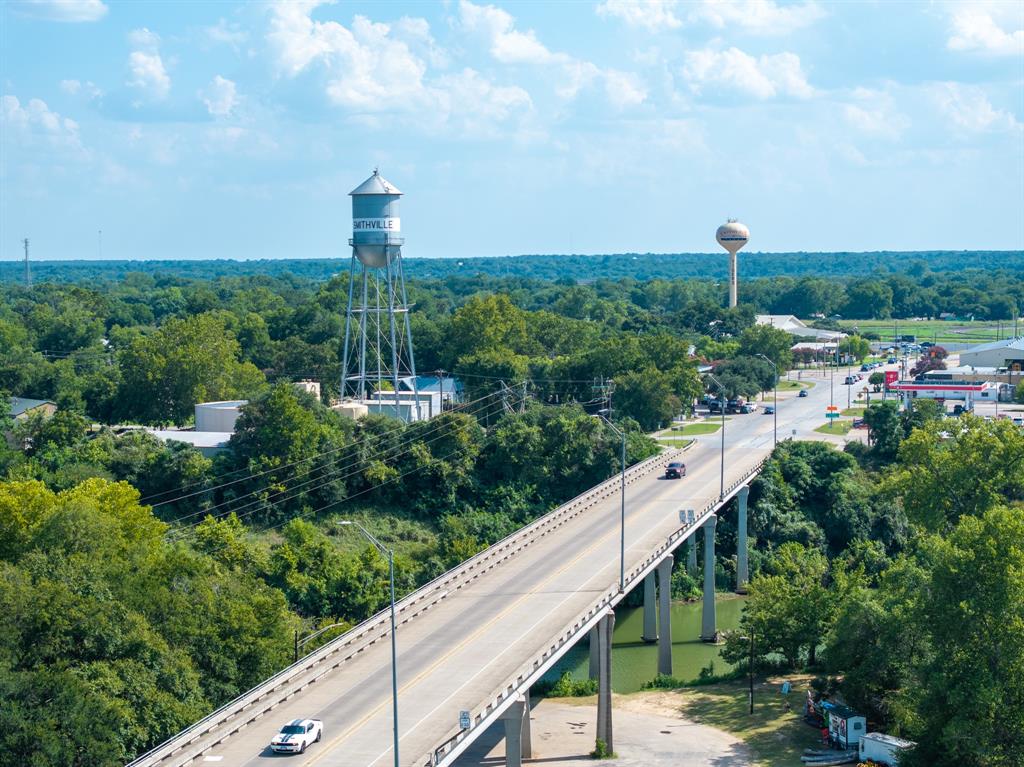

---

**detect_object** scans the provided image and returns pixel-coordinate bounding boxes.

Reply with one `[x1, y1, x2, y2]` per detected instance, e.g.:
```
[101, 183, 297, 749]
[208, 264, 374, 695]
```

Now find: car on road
[844, 376, 856, 385]
[887, 356, 897, 364]
[763, 405, 775, 414]
[270, 719, 322, 754]
[665, 462, 686, 479]
[852, 418, 867, 429]
[798, 389, 809, 398]
[740, 403, 758, 413]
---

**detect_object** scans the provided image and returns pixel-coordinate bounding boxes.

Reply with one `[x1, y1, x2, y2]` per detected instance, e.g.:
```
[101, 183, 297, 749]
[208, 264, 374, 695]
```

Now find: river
[543, 595, 746, 693]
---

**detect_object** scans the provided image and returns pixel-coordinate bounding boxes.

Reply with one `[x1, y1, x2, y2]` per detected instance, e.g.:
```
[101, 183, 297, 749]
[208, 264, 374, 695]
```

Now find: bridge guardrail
[423, 449, 773, 767]
[126, 446, 682, 767]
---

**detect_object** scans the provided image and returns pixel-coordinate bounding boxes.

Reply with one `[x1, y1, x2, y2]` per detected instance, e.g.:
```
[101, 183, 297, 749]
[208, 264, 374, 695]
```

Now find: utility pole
[23, 238, 31, 287]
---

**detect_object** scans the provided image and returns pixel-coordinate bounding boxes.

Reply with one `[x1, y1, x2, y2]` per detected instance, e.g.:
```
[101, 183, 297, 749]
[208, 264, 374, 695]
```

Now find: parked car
[798, 389, 809, 398]
[271, 719, 323, 754]
[887, 356, 897, 364]
[708, 400, 723, 413]
[852, 418, 867, 428]
[665, 462, 686, 479]
[860, 364, 871, 372]
[763, 405, 775, 414]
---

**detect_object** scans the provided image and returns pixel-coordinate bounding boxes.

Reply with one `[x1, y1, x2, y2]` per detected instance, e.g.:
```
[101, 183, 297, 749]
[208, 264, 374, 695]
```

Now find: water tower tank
[716, 220, 749, 254]
[350, 170, 403, 268]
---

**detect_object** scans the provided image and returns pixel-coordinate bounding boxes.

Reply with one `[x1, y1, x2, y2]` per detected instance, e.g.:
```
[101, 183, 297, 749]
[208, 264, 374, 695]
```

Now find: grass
[657, 438, 694, 448]
[840, 407, 866, 416]
[835, 318, 1011, 345]
[676, 675, 823, 767]
[814, 420, 854, 435]
[670, 422, 723, 435]
[777, 380, 812, 391]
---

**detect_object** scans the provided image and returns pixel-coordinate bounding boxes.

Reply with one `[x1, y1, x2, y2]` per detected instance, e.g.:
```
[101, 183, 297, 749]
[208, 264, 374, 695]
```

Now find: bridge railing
[423, 451, 774, 767]
[126, 446, 684, 767]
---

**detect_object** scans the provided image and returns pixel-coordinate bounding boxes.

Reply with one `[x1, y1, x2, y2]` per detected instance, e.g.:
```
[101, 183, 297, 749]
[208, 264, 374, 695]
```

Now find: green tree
[737, 324, 794, 370]
[864, 402, 902, 459]
[613, 367, 680, 431]
[838, 335, 871, 361]
[887, 416, 1024, 532]
[844, 280, 894, 319]
[117, 313, 266, 425]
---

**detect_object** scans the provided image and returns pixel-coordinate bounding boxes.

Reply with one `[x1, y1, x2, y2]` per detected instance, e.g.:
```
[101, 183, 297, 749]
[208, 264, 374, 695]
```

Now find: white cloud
[930, 82, 1020, 132]
[682, 47, 813, 99]
[60, 79, 81, 94]
[596, 0, 682, 32]
[14, 0, 107, 22]
[842, 88, 910, 140]
[1, 95, 86, 155]
[59, 78, 102, 98]
[265, 1, 535, 134]
[199, 75, 239, 117]
[604, 69, 648, 108]
[205, 18, 248, 50]
[126, 28, 171, 100]
[690, 0, 825, 36]
[947, 6, 1024, 56]
[459, 0, 647, 109]
[596, 0, 824, 36]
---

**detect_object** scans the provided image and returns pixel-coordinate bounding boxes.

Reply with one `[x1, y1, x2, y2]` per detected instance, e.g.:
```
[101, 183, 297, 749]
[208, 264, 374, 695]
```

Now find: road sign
[459, 710, 471, 730]
[826, 405, 840, 420]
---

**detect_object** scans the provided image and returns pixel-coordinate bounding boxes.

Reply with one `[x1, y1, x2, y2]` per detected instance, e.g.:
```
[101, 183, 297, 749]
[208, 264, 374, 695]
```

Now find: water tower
[340, 170, 420, 420]
[716, 220, 749, 308]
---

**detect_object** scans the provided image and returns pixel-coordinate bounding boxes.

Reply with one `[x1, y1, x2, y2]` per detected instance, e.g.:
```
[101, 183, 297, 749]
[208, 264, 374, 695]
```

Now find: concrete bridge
[127, 369, 866, 767]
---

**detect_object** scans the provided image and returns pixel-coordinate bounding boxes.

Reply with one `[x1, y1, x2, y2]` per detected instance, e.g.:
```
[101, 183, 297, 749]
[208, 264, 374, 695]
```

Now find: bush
[591, 739, 615, 759]
[541, 672, 597, 697]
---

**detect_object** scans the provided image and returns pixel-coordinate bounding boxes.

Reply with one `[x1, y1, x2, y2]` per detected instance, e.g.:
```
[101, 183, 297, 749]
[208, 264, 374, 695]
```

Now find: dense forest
[3, 249, 1023, 285]
[1, 260, 1022, 766]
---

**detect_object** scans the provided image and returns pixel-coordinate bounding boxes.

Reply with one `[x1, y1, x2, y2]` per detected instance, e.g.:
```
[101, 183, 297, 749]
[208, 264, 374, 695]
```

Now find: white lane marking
[363, 457, 763, 766]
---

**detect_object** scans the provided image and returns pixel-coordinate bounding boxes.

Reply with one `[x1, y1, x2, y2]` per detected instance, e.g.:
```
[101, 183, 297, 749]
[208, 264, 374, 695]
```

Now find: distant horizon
[4, 248, 1023, 265]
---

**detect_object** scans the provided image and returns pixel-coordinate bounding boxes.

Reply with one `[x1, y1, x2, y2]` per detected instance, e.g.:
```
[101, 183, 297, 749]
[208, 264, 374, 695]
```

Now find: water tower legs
[729, 252, 738, 308]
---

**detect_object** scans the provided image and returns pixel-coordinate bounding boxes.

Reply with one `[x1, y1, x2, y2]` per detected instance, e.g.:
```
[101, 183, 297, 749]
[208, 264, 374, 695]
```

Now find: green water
[544, 595, 746, 693]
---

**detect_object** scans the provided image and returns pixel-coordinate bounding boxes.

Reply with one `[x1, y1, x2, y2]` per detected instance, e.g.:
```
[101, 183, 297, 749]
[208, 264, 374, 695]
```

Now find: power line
[163, 395, 516, 532]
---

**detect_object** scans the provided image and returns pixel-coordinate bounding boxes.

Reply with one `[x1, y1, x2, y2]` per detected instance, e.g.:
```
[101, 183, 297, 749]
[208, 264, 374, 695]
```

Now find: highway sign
[826, 405, 840, 420]
[459, 710, 471, 730]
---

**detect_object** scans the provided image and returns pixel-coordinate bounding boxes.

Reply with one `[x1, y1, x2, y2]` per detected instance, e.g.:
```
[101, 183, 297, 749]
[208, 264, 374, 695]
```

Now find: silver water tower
[340, 170, 420, 419]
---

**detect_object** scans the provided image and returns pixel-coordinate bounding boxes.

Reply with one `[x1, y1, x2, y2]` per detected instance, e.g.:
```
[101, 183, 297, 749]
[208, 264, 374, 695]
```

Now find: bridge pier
[700, 514, 719, 643]
[736, 485, 750, 594]
[687, 536, 697, 574]
[500, 693, 532, 766]
[641, 572, 658, 643]
[588, 625, 599, 680]
[595, 611, 615, 754]
[657, 556, 673, 676]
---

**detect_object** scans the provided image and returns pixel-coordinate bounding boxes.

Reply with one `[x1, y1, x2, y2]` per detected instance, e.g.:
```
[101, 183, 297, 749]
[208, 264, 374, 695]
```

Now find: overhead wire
[164, 393, 517, 534]
[166, 390, 529, 543]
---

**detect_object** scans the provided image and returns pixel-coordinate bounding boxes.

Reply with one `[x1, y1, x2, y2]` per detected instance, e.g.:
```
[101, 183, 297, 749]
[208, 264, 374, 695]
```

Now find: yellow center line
[301, 460, 725, 766]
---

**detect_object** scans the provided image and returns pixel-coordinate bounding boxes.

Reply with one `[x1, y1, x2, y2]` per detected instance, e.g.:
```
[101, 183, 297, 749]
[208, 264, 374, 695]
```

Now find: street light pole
[749, 629, 755, 715]
[338, 520, 399, 767]
[756, 354, 777, 446]
[595, 412, 627, 592]
[705, 373, 727, 500]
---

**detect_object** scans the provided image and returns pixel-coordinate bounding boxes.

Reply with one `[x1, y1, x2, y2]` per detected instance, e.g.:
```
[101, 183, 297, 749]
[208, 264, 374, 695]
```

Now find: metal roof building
[958, 337, 1024, 369]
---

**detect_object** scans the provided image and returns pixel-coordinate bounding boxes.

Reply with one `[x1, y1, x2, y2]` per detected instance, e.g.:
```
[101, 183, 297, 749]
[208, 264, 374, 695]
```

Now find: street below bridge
[158, 367, 877, 767]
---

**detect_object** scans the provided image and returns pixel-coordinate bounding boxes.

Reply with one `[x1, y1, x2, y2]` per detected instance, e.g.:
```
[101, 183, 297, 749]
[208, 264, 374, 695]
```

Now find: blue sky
[1, 0, 1022, 261]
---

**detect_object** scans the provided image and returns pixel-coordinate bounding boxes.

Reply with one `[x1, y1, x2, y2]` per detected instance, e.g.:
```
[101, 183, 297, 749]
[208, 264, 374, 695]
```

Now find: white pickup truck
[270, 718, 323, 754]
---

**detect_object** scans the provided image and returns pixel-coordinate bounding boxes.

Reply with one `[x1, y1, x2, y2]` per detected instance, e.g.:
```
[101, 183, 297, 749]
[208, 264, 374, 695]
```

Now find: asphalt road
[194, 367, 873, 767]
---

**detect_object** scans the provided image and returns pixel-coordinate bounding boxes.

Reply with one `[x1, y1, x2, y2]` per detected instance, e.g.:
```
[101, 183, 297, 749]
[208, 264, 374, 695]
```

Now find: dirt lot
[453, 692, 751, 766]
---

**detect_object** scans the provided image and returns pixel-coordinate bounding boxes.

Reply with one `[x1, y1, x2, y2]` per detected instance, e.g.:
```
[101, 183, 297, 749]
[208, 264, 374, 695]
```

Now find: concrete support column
[687, 537, 698, 574]
[595, 611, 615, 754]
[701, 515, 719, 643]
[588, 625, 599, 680]
[657, 556, 673, 677]
[500, 694, 530, 767]
[736, 485, 750, 595]
[521, 693, 532, 760]
[641, 572, 658, 643]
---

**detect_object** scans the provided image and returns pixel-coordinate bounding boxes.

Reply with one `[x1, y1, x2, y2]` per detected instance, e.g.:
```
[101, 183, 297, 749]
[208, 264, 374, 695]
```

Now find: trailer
[822, 702, 866, 750]
[858, 732, 916, 766]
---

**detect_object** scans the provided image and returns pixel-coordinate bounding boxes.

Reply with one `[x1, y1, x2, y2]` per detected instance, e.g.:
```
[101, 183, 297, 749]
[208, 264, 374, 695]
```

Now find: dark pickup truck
[665, 462, 687, 479]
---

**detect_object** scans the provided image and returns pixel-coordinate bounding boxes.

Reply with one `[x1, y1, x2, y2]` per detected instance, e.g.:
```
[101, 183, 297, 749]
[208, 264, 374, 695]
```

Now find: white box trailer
[859, 732, 916, 765]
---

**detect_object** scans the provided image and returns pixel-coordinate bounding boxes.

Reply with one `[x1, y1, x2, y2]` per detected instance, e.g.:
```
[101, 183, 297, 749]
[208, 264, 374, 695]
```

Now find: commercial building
[755, 314, 847, 342]
[889, 380, 1001, 409]
[959, 337, 1024, 370]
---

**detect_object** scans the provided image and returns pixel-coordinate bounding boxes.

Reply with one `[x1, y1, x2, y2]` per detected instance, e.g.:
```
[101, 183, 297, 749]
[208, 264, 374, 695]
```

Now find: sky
[1, 0, 1022, 262]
